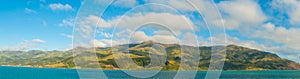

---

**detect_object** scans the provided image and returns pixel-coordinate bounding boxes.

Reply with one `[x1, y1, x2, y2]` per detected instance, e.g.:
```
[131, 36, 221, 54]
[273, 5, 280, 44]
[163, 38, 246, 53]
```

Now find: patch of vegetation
[0, 41, 299, 70]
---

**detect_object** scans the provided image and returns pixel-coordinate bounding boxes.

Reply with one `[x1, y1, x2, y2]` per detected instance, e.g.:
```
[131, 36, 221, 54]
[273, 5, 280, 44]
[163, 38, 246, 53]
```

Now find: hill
[0, 41, 299, 70]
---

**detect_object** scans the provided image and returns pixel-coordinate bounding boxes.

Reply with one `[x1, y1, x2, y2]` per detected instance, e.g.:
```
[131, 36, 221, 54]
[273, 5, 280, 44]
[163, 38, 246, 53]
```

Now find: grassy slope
[0, 41, 299, 70]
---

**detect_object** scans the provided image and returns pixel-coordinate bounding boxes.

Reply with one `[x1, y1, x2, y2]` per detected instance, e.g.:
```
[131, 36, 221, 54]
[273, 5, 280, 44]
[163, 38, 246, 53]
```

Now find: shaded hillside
[0, 41, 299, 70]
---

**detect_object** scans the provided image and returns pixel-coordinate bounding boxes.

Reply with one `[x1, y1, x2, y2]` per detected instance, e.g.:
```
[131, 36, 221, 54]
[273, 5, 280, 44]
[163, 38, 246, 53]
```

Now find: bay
[0, 66, 299, 79]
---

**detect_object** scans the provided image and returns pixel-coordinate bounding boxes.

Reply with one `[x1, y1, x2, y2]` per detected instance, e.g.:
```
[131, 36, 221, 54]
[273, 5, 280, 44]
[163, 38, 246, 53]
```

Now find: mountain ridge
[0, 41, 299, 70]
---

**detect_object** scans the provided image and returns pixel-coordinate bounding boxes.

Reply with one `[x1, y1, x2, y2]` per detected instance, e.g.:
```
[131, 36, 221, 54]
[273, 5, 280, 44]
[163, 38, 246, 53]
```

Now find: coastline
[1, 65, 299, 71]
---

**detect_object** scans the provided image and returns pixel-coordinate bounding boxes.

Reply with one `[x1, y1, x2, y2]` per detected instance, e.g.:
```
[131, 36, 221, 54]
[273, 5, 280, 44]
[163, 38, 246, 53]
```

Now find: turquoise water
[0, 66, 300, 79]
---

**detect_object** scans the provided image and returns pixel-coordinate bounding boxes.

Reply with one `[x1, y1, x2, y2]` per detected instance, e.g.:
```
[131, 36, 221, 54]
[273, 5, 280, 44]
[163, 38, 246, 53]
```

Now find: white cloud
[208, 34, 261, 50]
[94, 40, 107, 47]
[130, 31, 150, 42]
[75, 12, 197, 40]
[209, 34, 286, 56]
[99, 32, 112, 38]
[1, 39, 46, 51]
[152, 35, 179, 44]
[142, 0, 220, 14]
[74, 11, 203, 48]
[113, 0, 138, 8]
[108, 12, 197, 35]
[143, 0, 195, 12]
[116, 31, 179, 45]
[49, 3, 73, 11]
[79, 13, 196, 31]
[25, 8, 37, 14]
[209, 33, 300, 62]
[59, 18, 75, 27]
[77, 15, 111, 28]
[32, 39, 46, 43]
[252, 22, 300, 50]
[74, 15, 112, 39]
[271, 0, 300, 26]
[180, 32, 207, 46]
[96, 0, 138, 8]
[93, 30, 179, 47]
[72, 0, 300, 62]
[217, 0, 267, 30]
[93, 39, 128, 47]
[61, 33, 73, 39]
[142, 0, 227, 31]
[95, 31, 204, 47]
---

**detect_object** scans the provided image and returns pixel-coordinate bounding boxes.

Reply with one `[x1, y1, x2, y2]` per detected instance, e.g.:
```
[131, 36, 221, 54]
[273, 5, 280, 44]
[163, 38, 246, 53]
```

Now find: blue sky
[1, 0, 300, 62]
[0, 0, 81, 50]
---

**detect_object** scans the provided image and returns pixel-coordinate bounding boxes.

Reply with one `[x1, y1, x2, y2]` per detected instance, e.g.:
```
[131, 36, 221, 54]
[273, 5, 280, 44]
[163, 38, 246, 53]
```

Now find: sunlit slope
[0, 41, 299, 70]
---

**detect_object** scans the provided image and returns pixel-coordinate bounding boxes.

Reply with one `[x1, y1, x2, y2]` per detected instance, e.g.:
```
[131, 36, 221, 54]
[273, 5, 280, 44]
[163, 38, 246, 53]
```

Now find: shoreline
[1, 65, 299, 71]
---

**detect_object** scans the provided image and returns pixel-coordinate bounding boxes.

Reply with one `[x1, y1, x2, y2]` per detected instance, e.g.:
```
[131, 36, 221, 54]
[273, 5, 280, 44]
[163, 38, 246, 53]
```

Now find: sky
[1, 0, 300, 62]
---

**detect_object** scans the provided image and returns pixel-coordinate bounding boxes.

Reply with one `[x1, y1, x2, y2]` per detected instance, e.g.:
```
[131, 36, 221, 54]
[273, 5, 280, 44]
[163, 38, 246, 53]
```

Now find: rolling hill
[0, 41, 299, 70]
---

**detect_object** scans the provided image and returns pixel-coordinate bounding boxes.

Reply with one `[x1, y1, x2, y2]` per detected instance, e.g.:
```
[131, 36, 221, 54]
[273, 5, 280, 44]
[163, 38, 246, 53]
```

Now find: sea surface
[0, 66, 300, 79]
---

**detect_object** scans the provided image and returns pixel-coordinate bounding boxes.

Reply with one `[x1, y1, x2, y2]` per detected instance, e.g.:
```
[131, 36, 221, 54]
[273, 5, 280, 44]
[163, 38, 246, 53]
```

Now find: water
[0, 66, 300, 79]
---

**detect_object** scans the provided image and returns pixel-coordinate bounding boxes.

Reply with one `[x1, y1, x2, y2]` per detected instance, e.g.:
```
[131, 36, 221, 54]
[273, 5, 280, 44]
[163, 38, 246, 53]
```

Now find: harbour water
[0, 66, 299, 79]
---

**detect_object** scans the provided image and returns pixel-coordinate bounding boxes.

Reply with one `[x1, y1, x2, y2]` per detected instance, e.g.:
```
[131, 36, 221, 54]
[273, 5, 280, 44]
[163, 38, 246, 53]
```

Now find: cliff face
[0, 41, 299, 70]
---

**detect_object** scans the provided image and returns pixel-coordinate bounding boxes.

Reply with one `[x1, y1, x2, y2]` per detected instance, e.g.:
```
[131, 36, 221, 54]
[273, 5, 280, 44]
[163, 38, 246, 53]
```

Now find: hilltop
[0, 41, 299, 70]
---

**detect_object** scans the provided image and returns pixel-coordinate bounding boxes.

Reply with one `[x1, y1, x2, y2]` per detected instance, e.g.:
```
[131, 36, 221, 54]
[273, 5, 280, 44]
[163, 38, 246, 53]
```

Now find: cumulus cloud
[0, 39, 46, 51]
[75, 12, 197, 40]
[77, 15, 111, 28]
[79, 13, 196, 31]
[217, 0, 267, 30]
[94, 31, 204, 47]
[114, 12, 195, 29]
[93, 40, 108, 47]
[49, 3, 73, 11]
[32, 39, 46, 43]
[93, 39, 128, 47]
[179, 32, 202, 46]
[73, 0, 300, 62]
[74, 15, 112, 39]
[107, 12, 196, 35]
[271, 0, 300, 26]
[142, 0, 228, 31]
[130, 31, 151, 42]
[210, 34, 274, 54]
[112, 31, 179, 46]
[253, 22, 300, 51]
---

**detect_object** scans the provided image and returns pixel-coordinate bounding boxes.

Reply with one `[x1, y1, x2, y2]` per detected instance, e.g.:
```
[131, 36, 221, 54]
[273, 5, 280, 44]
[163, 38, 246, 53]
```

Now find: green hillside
[0, 41, 299, 70]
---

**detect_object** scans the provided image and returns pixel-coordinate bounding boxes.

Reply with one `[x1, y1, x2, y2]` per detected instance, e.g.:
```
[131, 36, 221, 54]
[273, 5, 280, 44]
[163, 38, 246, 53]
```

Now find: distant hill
[0, 41, 299, 70]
